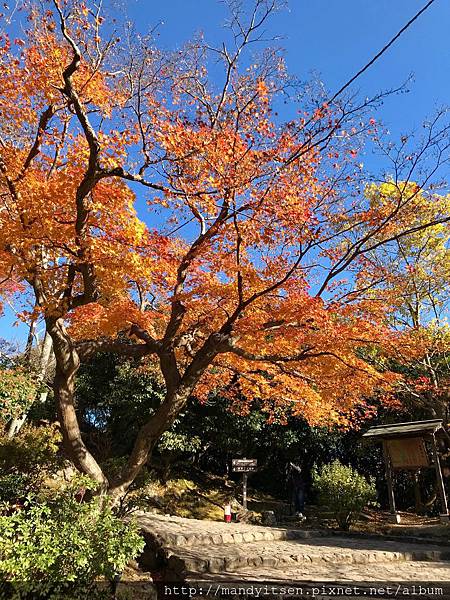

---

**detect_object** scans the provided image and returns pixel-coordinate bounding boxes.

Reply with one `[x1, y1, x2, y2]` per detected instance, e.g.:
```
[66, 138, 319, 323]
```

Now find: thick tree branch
[15, 105, 56, 181]
[162, 196, 231, 347]
[225, 342, 379, 378]
[54, 0, 103, 305]
[76, 323, 161, 361]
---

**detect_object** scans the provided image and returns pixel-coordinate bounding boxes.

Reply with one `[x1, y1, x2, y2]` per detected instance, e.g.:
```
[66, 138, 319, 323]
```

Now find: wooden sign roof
[362, 419, 447, 441]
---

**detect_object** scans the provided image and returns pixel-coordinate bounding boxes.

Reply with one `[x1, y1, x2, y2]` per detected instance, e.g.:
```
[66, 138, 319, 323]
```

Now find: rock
[261, 510, 277, 526]
[236, 509, 253, 523]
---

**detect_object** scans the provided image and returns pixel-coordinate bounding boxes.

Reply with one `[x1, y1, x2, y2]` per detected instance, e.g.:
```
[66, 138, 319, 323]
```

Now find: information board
[386, 437, 429, 469]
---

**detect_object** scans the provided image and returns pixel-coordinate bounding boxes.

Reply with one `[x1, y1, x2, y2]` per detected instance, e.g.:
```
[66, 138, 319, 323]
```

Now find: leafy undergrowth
[144, 477, 226, 520]
[45, 462, 448, 538]
[128, 468, 448, 537]
[355, 509, 450, 538]
[132, 468, 286, 522]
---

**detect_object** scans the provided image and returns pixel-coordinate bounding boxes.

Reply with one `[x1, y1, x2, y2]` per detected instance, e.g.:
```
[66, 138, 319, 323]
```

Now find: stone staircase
[135, 512, 450, 584]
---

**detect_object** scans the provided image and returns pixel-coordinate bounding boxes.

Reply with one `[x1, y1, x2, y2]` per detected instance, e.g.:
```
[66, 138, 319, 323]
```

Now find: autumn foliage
[0, 0, 449, 497]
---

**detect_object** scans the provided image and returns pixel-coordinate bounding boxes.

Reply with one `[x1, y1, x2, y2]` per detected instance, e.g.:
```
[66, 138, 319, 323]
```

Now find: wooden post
[413, 470, 422, 514]
[431, 434, 448, 520]
[242, 472, 248, 510]
[382, 441, 400, 523]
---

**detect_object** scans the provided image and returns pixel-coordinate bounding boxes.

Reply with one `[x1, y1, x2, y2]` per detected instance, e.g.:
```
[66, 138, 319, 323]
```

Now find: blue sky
[125, 0, 449, 133]
[1, 0, 449, 346]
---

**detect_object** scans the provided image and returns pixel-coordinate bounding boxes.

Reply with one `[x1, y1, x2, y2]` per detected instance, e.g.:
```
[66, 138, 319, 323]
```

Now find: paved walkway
[135, 512, 450, 588]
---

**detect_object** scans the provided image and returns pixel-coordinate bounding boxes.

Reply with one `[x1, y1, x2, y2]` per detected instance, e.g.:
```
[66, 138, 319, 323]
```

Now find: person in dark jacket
[287, 462, 306, 519]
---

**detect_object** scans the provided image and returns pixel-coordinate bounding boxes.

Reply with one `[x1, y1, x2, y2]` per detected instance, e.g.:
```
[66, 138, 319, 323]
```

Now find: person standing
[287, 462, 306, 520]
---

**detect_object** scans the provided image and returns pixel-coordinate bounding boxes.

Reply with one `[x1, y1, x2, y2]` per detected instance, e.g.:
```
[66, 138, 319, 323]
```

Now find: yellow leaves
[365, 180, 449, 234]
[313, 103, 329, 121]
[69, 300, 129, 340]
[69, 296, 164, 342]
[0, 5, 124, 121]
[359, 180, 449, 332]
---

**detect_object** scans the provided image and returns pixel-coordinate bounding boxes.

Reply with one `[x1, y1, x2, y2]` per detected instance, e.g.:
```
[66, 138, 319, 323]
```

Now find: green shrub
[0, 478, 145, 599]
[312, 460, 377, 530]
[0, 474, 30, 506]
[0, 369, 37, 424]
[0, 424, 63, 502]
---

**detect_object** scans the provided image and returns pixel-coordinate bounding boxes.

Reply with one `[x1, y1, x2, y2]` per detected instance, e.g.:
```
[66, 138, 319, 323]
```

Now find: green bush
[0, 424, 63, 502]
[0, 478, 145, 599]
[0, 369, 37, 424]
[312, 460, 377, 530]
[0, 474, 30, 506]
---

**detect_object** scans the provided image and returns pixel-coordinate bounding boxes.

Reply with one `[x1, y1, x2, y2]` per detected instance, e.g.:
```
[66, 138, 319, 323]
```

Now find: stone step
[156, 526, 323, 548]
[136, 512, 323, 548]
[164, 536, 450, 579]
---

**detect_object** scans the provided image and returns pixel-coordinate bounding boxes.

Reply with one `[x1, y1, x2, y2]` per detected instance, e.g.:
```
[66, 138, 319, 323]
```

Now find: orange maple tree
[1, 0, 449, 499]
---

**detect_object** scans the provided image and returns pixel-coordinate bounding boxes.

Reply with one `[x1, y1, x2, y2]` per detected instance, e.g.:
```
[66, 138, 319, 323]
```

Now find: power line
[330, 0, 438, 104]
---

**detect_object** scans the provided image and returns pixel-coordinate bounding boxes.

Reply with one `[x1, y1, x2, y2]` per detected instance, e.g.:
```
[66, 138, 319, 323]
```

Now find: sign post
[231, 458, 257, 511]
[242, 473, 248, 510]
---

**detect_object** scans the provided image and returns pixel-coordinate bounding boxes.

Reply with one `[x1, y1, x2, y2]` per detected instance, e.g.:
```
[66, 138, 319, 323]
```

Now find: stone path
[165, 537, 450, 574]
[207, 560, 450, 583]
[135, 512, 450, 587]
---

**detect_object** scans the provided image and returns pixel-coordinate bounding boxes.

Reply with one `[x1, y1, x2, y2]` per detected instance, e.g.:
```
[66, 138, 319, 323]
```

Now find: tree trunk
[47, 317, 109, 491]
[108, 388, 190, 503]
[7, 413, 29, 438]
[44, 322, 219, 505]
[424, 352, 446, 419]
[23, 318, 37, 362]
[44, 318, 198, 504]
[7, 328, 54, 438]
[108, 336, 221, 503]
[413, 471, 423, 514]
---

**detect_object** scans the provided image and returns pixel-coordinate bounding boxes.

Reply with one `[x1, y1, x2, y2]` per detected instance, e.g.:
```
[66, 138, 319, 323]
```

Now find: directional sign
[232, 459, 257, 510]
[232, 458, 257, 473]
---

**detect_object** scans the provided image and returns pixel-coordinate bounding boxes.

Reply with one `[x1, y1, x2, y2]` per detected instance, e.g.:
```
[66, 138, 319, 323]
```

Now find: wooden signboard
[386, 437, 429, 469]
[232, 458, 257, 473]
[231, 459, 257, 510]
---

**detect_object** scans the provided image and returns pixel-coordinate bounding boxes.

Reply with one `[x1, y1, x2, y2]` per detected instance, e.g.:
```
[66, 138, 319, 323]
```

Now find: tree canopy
[0, 0, 449, 498]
